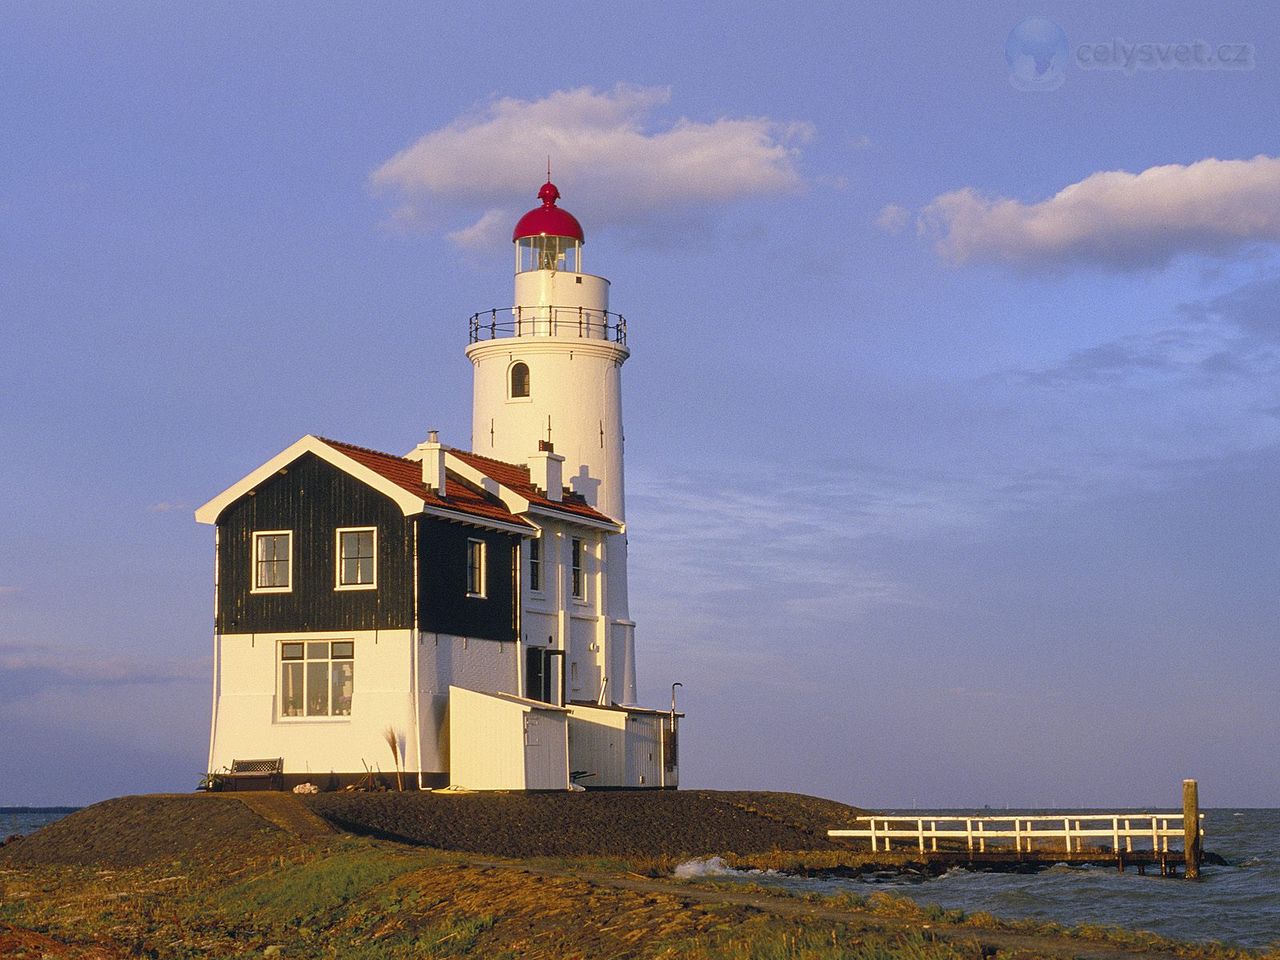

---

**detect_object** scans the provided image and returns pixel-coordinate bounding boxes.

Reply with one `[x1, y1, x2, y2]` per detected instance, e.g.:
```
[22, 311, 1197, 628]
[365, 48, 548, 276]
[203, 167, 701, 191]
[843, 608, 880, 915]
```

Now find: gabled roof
[194, 435, 531, 533]
[446, 448, 620, 529]
[318, 439, 532, 530]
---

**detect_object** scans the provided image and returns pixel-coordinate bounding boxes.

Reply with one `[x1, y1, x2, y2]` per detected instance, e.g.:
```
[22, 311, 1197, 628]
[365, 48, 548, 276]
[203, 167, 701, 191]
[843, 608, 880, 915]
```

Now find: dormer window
[510, 362, 530, 398]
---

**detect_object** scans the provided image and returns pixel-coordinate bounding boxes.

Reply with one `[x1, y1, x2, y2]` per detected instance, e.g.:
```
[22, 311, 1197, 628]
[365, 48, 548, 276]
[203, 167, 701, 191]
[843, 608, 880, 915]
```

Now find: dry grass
[3, 794, 1273, 960]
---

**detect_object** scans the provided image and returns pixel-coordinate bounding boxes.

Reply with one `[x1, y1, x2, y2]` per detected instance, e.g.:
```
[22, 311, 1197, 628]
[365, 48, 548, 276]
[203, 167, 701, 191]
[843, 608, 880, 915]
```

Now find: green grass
[207, 840, 424, 926]
[336, 915, 496, 960]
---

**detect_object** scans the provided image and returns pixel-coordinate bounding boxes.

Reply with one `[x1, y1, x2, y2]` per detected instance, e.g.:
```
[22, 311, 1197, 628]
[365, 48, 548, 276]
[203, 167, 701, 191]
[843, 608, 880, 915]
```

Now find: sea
[6, 806, 1277, 949]
[676, 808, 1280, 950]
[1, 807, 81, 838]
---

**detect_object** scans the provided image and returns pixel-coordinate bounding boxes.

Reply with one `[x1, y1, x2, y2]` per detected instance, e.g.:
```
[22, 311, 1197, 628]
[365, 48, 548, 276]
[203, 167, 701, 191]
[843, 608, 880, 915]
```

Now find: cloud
[148, 501, 189, 513]
[446, 208, 509, 250]
[903, 155, 1280, 270]
[876, 203, 911, 234]
[1005, 275, 1280, 387]
[1176, 275, 1280, 341]
[0, 640, 207, 693]
[0, 585, 20, 596]
[371, 85, 810, 242]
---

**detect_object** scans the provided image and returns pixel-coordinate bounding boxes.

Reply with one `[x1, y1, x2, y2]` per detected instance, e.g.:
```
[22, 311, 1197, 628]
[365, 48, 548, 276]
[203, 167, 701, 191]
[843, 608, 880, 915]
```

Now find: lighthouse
[466, 181, 636, 704]
[466, 181, 629, 520]
[196, 177, 673, 791]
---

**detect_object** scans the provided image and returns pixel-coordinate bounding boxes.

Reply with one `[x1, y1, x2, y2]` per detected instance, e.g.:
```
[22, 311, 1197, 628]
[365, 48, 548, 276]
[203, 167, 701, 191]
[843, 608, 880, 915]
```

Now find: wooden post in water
[1183, 779, 1201, 880]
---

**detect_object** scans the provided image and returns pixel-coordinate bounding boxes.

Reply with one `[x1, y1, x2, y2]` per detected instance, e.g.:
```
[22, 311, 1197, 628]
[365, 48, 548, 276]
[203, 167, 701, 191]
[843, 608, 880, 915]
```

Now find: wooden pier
[828, 780, 1205, 877]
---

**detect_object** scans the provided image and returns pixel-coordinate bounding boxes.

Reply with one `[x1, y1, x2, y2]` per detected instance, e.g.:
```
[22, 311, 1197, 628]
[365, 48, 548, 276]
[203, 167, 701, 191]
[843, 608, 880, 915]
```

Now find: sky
[2, 1, 1278, 808]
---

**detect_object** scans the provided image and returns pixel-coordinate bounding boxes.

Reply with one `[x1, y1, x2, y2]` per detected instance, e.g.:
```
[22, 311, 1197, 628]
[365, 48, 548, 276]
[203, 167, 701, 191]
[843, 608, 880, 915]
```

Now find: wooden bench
[225, 758, 284, 791]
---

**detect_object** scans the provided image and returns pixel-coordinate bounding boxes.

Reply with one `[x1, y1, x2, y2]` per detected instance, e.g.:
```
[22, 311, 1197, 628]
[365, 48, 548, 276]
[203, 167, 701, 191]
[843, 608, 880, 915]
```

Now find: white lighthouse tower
[466, 180, 637, 704]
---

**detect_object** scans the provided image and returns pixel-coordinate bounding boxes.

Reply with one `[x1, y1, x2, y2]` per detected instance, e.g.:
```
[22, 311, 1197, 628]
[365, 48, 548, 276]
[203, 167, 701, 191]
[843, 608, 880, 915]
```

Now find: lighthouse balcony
[469, 306, 627, 345]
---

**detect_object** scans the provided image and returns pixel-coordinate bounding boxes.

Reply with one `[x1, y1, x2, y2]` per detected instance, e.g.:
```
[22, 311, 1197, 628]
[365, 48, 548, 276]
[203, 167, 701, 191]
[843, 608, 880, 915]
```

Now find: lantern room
[513, 181, 585, 274]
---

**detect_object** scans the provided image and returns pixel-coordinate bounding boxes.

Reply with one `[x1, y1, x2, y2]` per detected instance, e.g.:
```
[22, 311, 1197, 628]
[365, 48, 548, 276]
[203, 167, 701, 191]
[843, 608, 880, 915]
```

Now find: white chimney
[528, 441, 564, 501]
[416, 430, 446, 496]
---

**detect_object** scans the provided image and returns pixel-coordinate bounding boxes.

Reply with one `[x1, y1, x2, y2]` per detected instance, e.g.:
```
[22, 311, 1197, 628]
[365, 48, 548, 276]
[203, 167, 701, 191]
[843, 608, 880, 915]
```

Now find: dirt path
[231, 792, 334, 838]
[492, 861, 1194, 960]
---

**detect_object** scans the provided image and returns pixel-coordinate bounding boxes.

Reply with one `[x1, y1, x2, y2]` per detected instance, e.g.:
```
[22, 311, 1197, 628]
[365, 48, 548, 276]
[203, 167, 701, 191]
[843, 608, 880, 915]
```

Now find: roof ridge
[451, 447, 599, 506]
[447, 446, 530, 474]
[317, 436, 410, 462]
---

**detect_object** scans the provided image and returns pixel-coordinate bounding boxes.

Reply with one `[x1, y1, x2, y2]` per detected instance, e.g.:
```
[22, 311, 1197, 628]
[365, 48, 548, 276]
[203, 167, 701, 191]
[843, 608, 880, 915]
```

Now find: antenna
[546, 156, 552, 182]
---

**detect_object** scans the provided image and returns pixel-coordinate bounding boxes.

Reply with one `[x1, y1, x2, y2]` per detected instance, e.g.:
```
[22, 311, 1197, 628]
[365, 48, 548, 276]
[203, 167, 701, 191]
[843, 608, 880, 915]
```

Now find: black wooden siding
[216, 453, 413, 633]
[214, 451, 521, 641]
[418, 516, 519, 642]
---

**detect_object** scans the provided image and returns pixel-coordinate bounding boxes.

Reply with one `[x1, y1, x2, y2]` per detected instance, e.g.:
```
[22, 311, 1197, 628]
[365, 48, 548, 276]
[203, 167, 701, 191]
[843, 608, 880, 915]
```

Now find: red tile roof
[317, 438, 532, 530]
[447, 448, 619, 526]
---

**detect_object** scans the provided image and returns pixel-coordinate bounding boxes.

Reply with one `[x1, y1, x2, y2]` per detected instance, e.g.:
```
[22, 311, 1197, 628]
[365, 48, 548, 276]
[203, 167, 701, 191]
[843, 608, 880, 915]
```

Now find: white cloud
[371, 85, 810, 243]
[0, 585, 20, 596]
[148, 501, 188, 513]
[0, 640, 207, 687]
[876, 203, 910, 234]
[446, 208, 508, 250]
[907, 155, 1280, 270]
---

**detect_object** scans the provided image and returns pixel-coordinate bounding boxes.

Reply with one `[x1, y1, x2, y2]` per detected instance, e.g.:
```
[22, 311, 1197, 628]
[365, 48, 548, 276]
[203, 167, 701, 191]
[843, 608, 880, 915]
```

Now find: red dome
[512, 181, 584, 243]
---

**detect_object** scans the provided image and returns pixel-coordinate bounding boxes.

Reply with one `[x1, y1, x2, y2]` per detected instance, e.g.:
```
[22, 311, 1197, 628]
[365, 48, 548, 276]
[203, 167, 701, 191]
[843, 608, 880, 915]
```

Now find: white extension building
[195, 181, 679, 791]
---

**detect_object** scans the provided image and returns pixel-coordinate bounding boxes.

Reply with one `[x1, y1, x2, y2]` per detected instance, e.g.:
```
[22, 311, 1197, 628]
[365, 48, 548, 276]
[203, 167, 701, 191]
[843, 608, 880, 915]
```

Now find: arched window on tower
[510, 362, 530, 398]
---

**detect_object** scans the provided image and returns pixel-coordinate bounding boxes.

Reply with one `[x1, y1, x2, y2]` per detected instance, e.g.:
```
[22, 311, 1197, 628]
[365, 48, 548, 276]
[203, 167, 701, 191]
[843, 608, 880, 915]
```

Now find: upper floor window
[280, 640, 353, 718]
[336, 527, 376, 590]
[571, 537, 585, 600]
[252, 531, 292, 593]
[510, 362, 530, 398]
[528, 536, 542, 592]
[467, 538, 486, 598]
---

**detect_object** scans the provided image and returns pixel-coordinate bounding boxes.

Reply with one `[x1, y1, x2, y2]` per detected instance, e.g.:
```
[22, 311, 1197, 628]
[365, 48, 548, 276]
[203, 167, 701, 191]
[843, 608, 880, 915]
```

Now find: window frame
[527, 536, 542, 593]
[509, 360, 531, 400]
[251, 530, 293, 594]
[334, 526, 378, 592]
[278, 639, 354, 720]
[571, 537, 585, 601]
[466, 538, 487, 598]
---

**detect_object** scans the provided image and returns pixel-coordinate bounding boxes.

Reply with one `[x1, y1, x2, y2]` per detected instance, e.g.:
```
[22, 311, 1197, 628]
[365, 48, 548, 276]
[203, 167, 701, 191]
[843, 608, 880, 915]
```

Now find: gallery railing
[468, 306, 627, 345]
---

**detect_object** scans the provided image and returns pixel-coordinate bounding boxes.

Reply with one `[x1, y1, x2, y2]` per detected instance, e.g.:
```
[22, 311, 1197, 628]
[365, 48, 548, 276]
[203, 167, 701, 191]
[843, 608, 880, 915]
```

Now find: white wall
[209, 629, 417, 779]
[468, 338, 629, 521]
[417, 633, 518, 775]
[448, 686, 568, 791]
[566, 705, 626, 786]
[625, 714, 663, 788]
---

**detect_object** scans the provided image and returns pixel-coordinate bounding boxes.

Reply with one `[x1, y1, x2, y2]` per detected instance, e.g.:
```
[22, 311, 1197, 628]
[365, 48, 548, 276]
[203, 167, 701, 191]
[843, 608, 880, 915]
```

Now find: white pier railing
[828, 812, 1205, 855]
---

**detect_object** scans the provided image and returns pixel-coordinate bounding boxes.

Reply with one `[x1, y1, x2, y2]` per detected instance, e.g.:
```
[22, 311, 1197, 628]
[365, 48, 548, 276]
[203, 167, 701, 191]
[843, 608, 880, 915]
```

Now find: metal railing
[468, 306, 627, 345]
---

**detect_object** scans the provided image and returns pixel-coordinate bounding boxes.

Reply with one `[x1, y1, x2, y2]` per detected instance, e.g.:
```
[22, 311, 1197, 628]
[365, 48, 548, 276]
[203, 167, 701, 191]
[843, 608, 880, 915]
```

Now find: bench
[225, 757, 285, 791]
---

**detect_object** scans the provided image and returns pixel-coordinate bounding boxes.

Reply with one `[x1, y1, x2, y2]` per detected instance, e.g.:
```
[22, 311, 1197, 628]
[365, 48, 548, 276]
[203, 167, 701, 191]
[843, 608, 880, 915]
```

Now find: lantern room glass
[517, 235, 581, 273]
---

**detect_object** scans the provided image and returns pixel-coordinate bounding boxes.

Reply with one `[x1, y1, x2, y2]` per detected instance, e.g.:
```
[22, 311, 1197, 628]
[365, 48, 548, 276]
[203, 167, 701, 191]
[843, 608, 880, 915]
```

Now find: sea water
[0, 807, 80, 838]
[679, 808, 1280, 950]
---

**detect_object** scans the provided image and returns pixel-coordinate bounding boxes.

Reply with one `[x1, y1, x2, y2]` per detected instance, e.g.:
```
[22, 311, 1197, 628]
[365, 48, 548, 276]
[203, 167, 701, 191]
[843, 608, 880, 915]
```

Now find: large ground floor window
[281, 640, 354, 717]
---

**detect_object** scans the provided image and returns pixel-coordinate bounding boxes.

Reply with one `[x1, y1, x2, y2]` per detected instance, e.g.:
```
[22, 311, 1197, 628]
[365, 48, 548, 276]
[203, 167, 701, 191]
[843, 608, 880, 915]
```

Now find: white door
[625, 716, 660, 787]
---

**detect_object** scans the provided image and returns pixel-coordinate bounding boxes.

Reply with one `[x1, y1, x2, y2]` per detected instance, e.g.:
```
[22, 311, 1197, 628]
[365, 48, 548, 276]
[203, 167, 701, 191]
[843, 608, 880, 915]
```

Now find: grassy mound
[0, 794, 294, 868]
[0, 790, 865, 869]
[306, 789, 865, 858]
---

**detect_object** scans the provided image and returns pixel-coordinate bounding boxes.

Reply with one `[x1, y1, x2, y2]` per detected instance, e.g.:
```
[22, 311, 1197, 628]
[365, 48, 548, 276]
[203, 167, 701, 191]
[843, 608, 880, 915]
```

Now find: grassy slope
[0, 793, 1270, 960]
